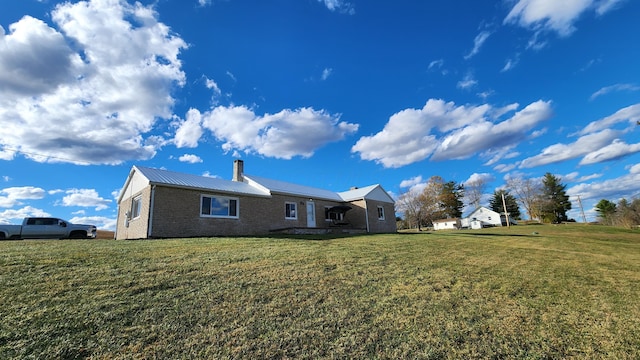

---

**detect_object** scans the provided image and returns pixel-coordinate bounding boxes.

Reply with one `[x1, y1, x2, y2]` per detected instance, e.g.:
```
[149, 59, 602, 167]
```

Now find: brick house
[115, 160, 397, 239]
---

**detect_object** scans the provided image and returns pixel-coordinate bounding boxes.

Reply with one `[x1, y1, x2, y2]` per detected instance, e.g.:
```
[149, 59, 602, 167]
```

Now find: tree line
[595, 198, 640, 229]
[397, 172, 572, 230]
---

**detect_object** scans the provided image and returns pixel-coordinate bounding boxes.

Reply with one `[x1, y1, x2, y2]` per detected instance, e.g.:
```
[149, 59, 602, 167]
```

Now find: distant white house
[435, 206, 517, 231]
[433, 218, 461, 231]
[463, 206, 517, 229]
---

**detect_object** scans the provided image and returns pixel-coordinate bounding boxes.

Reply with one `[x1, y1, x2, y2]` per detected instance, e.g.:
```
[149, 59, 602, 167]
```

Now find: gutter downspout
[364, 199, 370, 233]
[115, 205, 120, 239]
[147, 185, 156, 238]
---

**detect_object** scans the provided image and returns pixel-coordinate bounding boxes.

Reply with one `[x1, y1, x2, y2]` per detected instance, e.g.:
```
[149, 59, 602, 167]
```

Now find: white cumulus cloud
[60, 189, 112, 211]
[519, 103, 640, 169]
[0, 206, 51, 224]
[399, 176, 424, 189]
[197, 105, 358, 159]
[567, 167, 640, 202]
[580, 140, 640, 165]
[504, 0, 626, 36]
[433, 100, 553, 161]
[0, 186, 46, 208]
[579, 103, 640, 135]
[179, 154, 203, 163]
[352, 99, 552, 168]
[520, 129, 620, 168]
[464, 173, 495, 186]
[0, 0, 187, 165]
[173, 109, 204, 148]
[69, 215, 117, 231]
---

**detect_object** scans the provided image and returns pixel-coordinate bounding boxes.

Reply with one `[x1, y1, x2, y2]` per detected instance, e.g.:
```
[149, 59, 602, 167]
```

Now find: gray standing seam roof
[244, 175, 344, 201]
[133, 166, 392, 203]
[134, 166, 270, 197]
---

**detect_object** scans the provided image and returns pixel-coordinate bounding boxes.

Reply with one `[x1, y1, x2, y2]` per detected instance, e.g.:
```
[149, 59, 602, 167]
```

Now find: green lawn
[1, 225, 639, 359]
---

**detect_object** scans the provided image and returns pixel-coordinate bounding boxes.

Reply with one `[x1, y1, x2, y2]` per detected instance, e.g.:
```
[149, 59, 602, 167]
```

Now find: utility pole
[502, 192, 510, 228]
[577, 195, 587, 223]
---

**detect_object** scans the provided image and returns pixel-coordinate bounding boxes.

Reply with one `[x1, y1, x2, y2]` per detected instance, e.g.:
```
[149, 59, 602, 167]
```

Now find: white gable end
[466, 206, 502, 227]
[118, 168, 150, 203]
[366, 186, 395, 203]
[339, 185, 394, 203]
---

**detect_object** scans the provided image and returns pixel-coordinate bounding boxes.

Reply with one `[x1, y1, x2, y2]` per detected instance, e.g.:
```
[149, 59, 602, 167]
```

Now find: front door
[306, 201, 316, 228]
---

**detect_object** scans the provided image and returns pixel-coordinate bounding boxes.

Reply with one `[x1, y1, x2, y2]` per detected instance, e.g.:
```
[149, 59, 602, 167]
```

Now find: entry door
[306, 201, 316, 228]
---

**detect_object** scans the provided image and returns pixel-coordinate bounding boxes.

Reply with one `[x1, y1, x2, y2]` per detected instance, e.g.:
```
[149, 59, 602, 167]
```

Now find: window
[201, 195, 238, 218]
[377, 206, 385, 220]
[285, 202, 297, 219]
[131, 196, 142, 219]
[26, 218, 57, 225]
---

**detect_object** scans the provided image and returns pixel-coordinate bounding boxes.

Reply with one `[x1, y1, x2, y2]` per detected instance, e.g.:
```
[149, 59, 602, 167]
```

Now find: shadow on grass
[397, 230, 538, 238]
[451, 232, 538, 238]
[264, 233, 369, 241]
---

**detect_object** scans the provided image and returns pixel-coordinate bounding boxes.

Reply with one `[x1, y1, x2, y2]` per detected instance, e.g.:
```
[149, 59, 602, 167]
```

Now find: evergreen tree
[489, 189, 521, 220]
[540, 173, 571, 223]
[439, 181, 465, 218]
[594, 199, 617, 225]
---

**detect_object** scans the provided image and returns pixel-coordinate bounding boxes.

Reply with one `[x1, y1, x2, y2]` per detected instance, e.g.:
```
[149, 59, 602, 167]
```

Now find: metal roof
[338, 184, 379, 201]
[244, 175, 343, 201]
[128, 166, 394, 203]
[134, 166, 270, 197]
[339, 184, 395, 203]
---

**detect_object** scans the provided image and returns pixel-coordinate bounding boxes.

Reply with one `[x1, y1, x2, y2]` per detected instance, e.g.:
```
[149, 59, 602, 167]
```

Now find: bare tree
[397, 176, 466, 229]
[506, 176, 543, 221]
[420, 176, 445, 226]
[615, 198, 640, 229]
[396, 187, 426, 231]
[465, 177, 487, 209]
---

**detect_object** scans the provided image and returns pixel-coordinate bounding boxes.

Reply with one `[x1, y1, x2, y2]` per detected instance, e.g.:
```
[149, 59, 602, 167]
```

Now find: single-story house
[461, 206, 518, 229]
[433, 206, 518, 231]
[433, 218, 461, 231]
[115, 160, 397, 239]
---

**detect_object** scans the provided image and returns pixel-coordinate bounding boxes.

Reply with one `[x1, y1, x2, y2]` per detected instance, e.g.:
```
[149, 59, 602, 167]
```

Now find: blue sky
[1, 0, 639, 230]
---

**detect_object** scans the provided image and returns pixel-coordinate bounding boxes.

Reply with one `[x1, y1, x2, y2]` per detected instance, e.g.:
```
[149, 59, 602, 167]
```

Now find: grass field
[1, 224, 639, 359]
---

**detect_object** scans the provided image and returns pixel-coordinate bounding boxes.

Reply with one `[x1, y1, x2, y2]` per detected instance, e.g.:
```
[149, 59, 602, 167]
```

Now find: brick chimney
[233, 159, 244, 182]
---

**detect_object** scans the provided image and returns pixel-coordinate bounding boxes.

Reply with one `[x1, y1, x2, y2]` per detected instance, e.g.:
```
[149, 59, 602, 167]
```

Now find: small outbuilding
[434, 206, 518, 231]
[433, 218, 461, 231]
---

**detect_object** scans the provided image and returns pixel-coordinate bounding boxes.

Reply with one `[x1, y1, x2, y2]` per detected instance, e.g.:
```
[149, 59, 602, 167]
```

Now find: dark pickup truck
[0, 217, 97, 240]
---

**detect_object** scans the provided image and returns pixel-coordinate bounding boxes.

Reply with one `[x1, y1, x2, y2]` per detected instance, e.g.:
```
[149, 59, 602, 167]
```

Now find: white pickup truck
[0, 217, 97, 240]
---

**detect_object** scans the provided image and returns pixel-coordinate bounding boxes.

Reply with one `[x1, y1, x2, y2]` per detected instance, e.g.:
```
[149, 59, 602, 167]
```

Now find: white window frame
[201, 195, 239, 219]
[377, 205, 385, 221]
[131, 195, 142, 219]
[285, 202, 297, 220]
